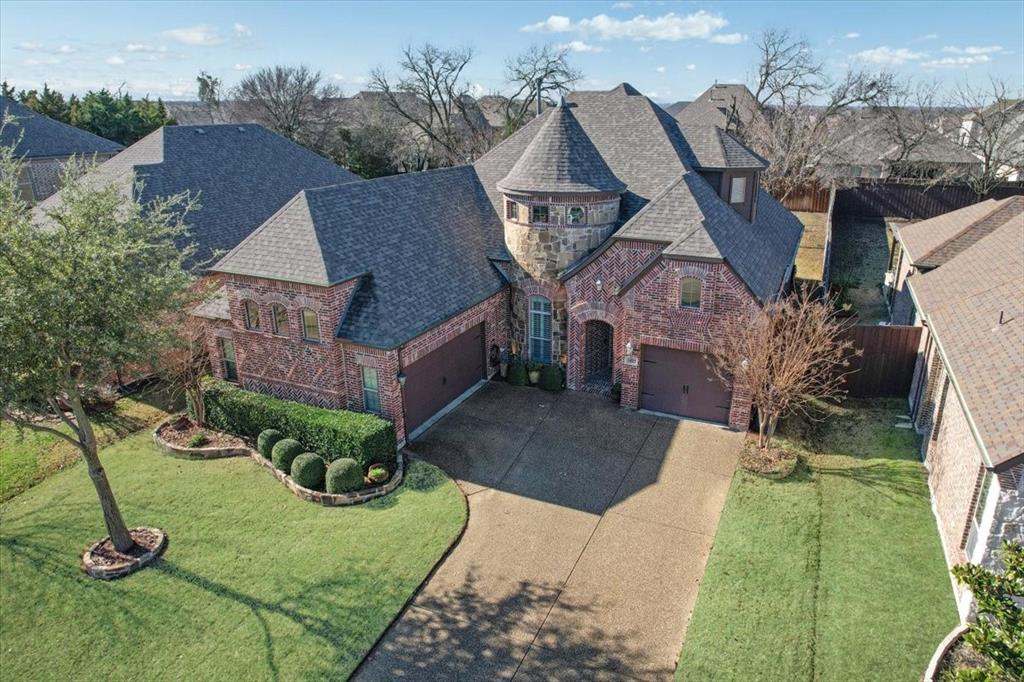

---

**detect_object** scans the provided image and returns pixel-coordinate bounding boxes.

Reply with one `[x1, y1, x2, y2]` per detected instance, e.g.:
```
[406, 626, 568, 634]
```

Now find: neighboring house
[199, 84, 803, 445]
[1, 96, 122, 202]
[673, 84, 762, 131]
[899, 200, 1023, 618]
[958, 98, 1024, 182]
[661, 101, 692, 118]
[886, 195, 1023, 324]
[34, 123, 359, 268]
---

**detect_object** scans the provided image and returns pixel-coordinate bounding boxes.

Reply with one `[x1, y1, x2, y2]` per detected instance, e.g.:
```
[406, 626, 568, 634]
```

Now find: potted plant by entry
[499, 347, 511, 379]
[366, 463, 389, 485]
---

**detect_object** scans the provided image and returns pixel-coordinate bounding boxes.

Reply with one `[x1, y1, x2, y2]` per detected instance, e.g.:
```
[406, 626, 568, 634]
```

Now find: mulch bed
[157, 416, 245, 449]
[934, 637, 990, 681]
[740, 440, 799, 479]
[87, 528, 163, 568]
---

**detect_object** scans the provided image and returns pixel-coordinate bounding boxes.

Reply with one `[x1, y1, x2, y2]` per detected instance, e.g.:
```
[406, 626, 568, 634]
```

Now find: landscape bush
[539, 364, 563, 392]
[326, 458, 364, 494]
[271, 438, 304, 473]
[257, 429, 284, 459]
[291, 453, 326, 490]
[507, 359, 527, 386]
[198, 377, 396, 469]
[187, 432, 208, 448]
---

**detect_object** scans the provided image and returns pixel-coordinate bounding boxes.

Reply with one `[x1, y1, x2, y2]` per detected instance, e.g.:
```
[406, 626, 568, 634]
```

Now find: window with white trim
[506, 200, 518, 221]
[729, 176, 747, 204]
[219, 337, 237, 381]
[567, 206, 585, 225]
[361, 366, 381, 413]
[680, 276, 701, 309]
[531, 205, 549, 224]
[301, 308, 320, 341]
[243, 300, 260, 330]
[529, 296, 552, 363]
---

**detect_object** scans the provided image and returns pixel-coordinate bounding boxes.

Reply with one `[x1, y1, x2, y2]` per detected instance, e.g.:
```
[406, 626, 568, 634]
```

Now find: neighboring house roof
[907, 212, 1024, 470]
[661, 101, 691, 117]
[34, 124, 359, 268]
[477, 83, 801, 301]
[896, 195, 1024, 268]
[213, 165, 506, 349]
[673, 84, 761, 129]
[497, 99, 626, 194]
[829, 112, 979, 169]
[1, 96, 122, 158]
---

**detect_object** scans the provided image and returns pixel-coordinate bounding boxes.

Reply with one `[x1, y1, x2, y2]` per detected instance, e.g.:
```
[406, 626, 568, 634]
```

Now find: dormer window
[531, 205, 549, 224]
[567, 206, 585, 225]
[506, 200, 518, 221]
[729, 176, 747, 204]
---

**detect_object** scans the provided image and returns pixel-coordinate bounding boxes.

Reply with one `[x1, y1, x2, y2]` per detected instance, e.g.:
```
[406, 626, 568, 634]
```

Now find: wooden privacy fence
[781, 185, 832, 213]
[839, 324, 922, 398]
[834, 181, 1024, 220]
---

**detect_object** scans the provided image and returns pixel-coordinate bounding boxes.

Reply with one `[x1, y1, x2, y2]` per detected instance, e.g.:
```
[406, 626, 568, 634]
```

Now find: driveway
[355, 382, 743, 681]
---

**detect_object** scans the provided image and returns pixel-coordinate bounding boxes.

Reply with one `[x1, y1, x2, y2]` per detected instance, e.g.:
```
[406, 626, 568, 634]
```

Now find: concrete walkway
[354, 382, 742, 681]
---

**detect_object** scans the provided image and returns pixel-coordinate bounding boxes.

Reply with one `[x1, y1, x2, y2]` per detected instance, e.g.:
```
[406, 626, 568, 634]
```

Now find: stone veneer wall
[565, 239, 755, 430]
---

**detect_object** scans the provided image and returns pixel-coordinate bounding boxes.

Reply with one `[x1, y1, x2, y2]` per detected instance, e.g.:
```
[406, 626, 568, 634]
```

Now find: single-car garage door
[640, 345, 732, 424]
[403, 323, 485, 435]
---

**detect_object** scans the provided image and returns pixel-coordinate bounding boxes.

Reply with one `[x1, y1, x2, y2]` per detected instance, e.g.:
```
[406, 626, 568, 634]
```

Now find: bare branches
[954, 77, 1024, 198]
[501, 44, 582, 136]
[704, 289, 857, 449]
[234, 65, 343, 153]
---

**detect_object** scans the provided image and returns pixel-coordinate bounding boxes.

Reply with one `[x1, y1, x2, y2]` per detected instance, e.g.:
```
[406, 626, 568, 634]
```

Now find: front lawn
[0, 431, 466, 681]
[676, 399, 958, 681]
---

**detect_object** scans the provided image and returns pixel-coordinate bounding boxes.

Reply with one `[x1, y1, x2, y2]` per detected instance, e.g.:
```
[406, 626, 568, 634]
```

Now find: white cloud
[233, 22, 252, 36]
[557, 40, 605, 53]
[844, 32, 860, 39]
[686, 63, 696, 70]
[521, 11, 731, 42]
[233, 63, 252, 71]
[709, 33, 747, 45]
[23, 56, 61, 66]
[639, 45, 653, 53]
[656, 65, 666, 73]
[16, 42, 43, 51]
[125, 43, 168, 53]
[923, 54, 992, 68]
[105, 55, 126, 65]
[918, 33, 939, 41]
[612, 2, 633, 8]
[853, 46, 927, 65]
[57, 45, 75, 54]
[162, 24, 223, 46]
[942, 45, 1003, 55]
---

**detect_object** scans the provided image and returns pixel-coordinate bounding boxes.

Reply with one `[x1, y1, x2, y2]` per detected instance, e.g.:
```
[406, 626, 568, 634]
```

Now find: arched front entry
[583, 320, 614, 390]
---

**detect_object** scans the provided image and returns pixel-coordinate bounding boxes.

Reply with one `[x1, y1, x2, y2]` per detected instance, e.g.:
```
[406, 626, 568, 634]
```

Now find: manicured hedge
[196, 377, 396, 470]
[257, 429, 283, 459]
[291, 453, 326, 490]
[271, 438, 304, 473]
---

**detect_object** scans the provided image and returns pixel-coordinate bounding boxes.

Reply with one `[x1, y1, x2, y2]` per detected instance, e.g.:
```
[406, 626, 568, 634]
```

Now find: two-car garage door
[402, 323, 485, 435]
[640, 345, 732, 424]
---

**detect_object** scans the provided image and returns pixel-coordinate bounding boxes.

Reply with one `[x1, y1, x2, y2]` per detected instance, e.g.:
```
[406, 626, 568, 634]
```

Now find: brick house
[199, 84, 804, 445]
[897, 199, 1023, 618]
[2, 96, 122, 202]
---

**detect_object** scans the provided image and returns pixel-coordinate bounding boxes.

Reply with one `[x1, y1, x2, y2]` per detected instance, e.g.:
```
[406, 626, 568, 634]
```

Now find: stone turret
[497, 99, 625, 283]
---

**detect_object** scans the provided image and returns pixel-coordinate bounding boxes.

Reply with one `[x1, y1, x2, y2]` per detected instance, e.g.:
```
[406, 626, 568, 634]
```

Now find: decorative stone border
[248, 449, 406, 506]
[81, 527, 168, 580]
[924, 623, 969, 681]
[153, 415, 249, 459]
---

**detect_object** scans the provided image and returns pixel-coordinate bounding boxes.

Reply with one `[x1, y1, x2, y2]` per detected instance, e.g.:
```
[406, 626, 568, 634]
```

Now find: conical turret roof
[497, 99, 626, 194]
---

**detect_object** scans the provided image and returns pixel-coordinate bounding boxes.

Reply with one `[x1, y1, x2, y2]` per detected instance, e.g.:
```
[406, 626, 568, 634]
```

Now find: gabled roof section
[497, 99, 626, 194]
[1, 96, 122, 158]
[677, 124, 768, 170]
[897, 195, 1024, 267]
[34, 124, 359, 269]
[213, 166, 507, 349]
[673, 84, 761, 129]
[907, 215, 1024, 469]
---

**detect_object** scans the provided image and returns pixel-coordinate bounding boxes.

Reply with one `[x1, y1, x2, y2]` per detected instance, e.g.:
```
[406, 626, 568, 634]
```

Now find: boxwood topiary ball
[271, 438, 304, 472]
[326, 458, 364, 494]
[257, 429, 284, 459]
[291, 452, 326, 490]
[539, 364, 563, 392]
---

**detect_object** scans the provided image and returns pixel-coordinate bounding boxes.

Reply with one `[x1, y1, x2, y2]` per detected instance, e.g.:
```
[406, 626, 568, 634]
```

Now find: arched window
[528, 296, 552, 363]
[680, 277, 701, 309]
[301, 308, 320, 341]
[271, 303, 288, 336]
[567, 206, 585, 225]
[243, 300, 260, 330]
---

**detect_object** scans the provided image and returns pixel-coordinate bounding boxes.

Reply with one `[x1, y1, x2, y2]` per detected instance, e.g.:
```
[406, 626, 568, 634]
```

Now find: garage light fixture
[595, 277, 603, 292]
[397, 371, 407, 387]
[625, 340, 634, 356]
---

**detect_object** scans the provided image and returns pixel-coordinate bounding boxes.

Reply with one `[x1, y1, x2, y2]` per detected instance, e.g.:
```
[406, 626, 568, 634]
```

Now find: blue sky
[1, 1, 1021, 102]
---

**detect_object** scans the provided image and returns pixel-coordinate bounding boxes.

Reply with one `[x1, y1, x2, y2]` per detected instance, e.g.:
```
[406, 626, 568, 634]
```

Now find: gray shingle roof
[1, 96, 122, 158]
[907, 213, 1024, 469]
[497, 100, 626, 194]
[677, 123, 768, 169]
[214, 166, 506, 349]
[673, 84, 761, 129]
[34, 124, 359, 268]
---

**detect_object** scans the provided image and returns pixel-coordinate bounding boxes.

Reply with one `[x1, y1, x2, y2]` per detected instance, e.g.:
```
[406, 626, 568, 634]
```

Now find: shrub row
[196, 377, 396, 470]
[258, 428, 367, 493]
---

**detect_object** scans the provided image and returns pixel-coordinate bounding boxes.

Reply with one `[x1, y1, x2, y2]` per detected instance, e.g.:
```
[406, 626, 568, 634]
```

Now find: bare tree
[955, 77, 1024, 198]
[234, 65, 342, 154]
[157, 312, 211, 427]
[501, 44, 582, 136]
[704, 289, 856, 450]
[738, 30, 895, 201]
[369, 44, 492, 165]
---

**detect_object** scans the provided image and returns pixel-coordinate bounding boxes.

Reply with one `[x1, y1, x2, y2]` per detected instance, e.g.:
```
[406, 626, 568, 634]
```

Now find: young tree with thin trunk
[704, 289, 856, 450]
[158, 312, 212, 427]
[0, 138, 198, 553]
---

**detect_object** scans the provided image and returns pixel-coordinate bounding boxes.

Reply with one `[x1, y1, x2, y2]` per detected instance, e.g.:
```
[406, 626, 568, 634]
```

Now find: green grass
[829, 217, 893, 323]
[0, 382, 182, 502]
[676, 400, 958, 681]
[0, 431, 466, 681]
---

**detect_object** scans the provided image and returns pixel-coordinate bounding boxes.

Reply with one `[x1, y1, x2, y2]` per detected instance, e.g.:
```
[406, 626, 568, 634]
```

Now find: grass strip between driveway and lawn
[0, 430, 467, 681]
[676, 399, 959, 682]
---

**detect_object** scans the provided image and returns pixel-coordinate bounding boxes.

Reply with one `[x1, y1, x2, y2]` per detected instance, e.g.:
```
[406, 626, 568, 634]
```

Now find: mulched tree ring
[81, 527, 168, 580]
[739, 441, 799, 479]
[157, 415, 246, 450]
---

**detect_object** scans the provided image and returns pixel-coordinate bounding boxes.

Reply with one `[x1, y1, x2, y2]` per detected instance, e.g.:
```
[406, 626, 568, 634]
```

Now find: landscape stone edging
[81, 527, 168, 580]
[152, 415, 249, 459]
[923, 623, 970, 681]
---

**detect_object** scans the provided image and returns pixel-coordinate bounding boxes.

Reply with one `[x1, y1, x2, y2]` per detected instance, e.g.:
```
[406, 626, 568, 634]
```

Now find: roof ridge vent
[195, 128, 205, 134]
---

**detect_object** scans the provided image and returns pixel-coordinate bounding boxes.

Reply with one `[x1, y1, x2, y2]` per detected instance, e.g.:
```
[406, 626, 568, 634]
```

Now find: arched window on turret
[529, 296, 552, 363]
[567, 206, 585, 225]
